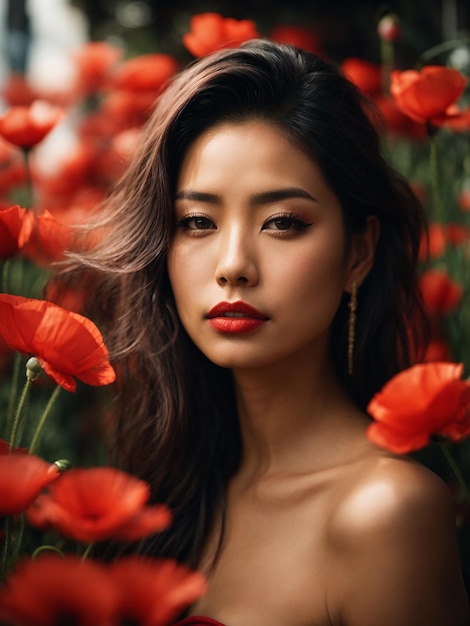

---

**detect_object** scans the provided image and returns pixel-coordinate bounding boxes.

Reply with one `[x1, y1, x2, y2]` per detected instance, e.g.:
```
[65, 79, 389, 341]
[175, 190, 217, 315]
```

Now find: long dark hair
[64, 40, 428, 567]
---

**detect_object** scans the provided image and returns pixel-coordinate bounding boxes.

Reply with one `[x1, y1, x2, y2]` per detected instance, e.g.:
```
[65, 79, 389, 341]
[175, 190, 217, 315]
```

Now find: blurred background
[1, 0, 469, 96]
[0, 0, 470, 593]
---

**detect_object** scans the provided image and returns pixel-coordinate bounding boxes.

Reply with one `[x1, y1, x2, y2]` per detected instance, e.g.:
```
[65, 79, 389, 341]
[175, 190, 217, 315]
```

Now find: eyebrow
[174, 187, 318, 204]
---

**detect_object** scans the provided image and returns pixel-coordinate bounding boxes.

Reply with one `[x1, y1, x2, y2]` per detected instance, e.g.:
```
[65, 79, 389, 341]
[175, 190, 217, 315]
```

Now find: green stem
[10, 513, 25, 566]
[5, 352, 21, 433]
[31, 545, 65, 559]
[0, 516, 11, 579]
[380, 38, 394, 94]
[429, 136, 443, 223]
[81, 542, 94, 560]
[21, 148, 33, 211]
[29, 385, 61, 454]
[9, 378, 32, 452]
[419, 37, 470, 64]
[1, 259, 10, 293]
[439, 441, 470, 502]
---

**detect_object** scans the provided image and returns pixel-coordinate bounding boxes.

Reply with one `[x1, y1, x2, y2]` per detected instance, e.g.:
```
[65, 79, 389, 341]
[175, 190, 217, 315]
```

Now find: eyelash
[176, 214, 215, 231]
[262, 213, 312, 232]
[175, 212, 312, 234]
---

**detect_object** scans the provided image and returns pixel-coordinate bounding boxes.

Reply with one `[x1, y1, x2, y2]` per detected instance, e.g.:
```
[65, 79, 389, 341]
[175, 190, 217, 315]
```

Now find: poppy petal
[0, 294, 115, 391]
[367, 362, 470, 453]
[0, 455, 59, 516]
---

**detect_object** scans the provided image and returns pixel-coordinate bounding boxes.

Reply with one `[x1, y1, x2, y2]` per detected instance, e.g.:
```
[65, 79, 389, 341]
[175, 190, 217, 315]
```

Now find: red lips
[207, 301, 268, 334]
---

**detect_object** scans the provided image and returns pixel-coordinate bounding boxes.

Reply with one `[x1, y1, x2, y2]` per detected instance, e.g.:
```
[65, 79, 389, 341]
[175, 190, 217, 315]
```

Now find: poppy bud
[26, 356, 42, 381]
[54, 459, 72, 472]
[377, 14, 401, 42]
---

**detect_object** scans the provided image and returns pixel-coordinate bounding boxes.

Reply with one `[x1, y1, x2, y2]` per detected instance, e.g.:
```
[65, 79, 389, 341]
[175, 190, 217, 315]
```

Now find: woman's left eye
[262, 214, 311, 232]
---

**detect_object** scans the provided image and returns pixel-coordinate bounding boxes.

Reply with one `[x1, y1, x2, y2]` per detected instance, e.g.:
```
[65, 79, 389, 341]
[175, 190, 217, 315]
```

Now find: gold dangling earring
[348, 281, 358, 376]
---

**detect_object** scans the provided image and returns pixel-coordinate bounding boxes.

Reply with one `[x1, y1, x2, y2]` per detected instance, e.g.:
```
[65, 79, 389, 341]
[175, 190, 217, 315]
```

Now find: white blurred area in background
[0, 0, 89, 178]
[0, 0, 88, 96]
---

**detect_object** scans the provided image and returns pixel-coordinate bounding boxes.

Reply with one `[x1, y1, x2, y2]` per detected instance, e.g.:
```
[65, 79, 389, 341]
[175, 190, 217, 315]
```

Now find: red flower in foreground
[367, 362, 470, 453]
[390, 66, 467, 125]
[0, 101, 64, 149]
[0, 437, 28, 455]
[23, 209, 74, 266]
[0, 294, 116, 391]
[0, 454, 59, 516]
[27, 467, 171, 543]
[183, 12, 259, 57]
[109, 557, 207, 626]
[0, 556, 117, 626]
[419, 269, 463, 315]
[0, 204, 34, 258]
[0, 555, 206, 626]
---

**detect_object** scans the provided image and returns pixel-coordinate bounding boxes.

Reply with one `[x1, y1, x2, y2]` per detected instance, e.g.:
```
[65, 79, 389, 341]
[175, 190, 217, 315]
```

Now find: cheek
[168, 242, 205, 297]
[275, 240, 347, 293]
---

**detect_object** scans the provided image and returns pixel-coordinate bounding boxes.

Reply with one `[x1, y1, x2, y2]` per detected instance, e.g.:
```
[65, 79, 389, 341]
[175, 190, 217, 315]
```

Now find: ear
[344, 216, 380, 292]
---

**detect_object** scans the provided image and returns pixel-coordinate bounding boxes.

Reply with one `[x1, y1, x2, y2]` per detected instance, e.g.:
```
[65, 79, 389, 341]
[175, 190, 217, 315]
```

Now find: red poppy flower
[0, 134, 19, 165]
[341, 58, 382, 95]
[419, 223, 446, 261]
[27, 467, 171, 543]
[419, 269, 463, 315]
[372, 94, 427, 138]
[34, 141, 97, 198]
[0, 454, 59, 516]
[367, 362, 470, 453]
[101, 89, 159, 130]
[435, 103, 470, 131]
[22, 209, 74, 266]
[444, 223, 469, 245]
[0, 294, 116, 391]
[0, 164, 26, 196]
[109, 557, 207, 626]
[0, 555, 117, 626]
[44, 276, 88, 314]
[423, 340, 452, 363]
[0, 101, 65, 149]
[0, 204, 34, 258]
[459, 188, 470, 212]
[110, 54, 178, 92]
[1, 74, 38, 106]
[390, 66, 467, 125]
[269, 25, 323, 54]
[0, 438, 29, 455]
[183, 12, 260, 58]
[74, 41, 122, 95]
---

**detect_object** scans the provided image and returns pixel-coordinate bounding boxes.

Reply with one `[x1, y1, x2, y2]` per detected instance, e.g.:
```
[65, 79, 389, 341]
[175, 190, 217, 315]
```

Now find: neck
[232, 347, 361, 479]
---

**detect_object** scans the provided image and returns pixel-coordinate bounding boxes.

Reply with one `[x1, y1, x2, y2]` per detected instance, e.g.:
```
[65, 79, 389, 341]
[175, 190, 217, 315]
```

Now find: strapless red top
[173, 618, 225, 626]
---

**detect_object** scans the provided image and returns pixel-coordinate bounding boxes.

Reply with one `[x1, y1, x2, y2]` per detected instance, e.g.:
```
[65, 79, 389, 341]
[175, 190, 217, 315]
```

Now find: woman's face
[168, 120, 367, 371]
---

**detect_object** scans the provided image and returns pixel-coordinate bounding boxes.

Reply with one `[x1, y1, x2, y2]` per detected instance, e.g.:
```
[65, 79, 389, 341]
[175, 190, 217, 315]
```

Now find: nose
[215, 225, 259, 287]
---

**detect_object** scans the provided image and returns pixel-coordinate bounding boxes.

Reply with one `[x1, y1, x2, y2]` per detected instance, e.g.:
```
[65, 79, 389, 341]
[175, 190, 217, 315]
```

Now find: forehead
[177, 120, 330, 197]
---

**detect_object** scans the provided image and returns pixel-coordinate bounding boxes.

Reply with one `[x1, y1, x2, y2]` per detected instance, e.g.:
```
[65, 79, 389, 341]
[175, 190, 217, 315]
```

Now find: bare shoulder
[325, 454, 470, 626]
[330, 453, 454, 540]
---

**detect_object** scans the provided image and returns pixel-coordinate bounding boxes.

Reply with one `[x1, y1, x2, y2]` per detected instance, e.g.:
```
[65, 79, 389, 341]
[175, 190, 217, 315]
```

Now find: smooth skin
[168, 120, 469, 626]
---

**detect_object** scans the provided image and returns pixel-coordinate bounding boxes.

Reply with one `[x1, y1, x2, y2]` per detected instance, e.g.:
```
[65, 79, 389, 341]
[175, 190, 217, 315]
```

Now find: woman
[71, 41, 469, 625]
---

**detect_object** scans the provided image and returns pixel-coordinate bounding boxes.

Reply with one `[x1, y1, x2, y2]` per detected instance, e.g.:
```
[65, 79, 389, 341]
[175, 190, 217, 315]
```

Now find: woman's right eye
[177, 215, 216, 230]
